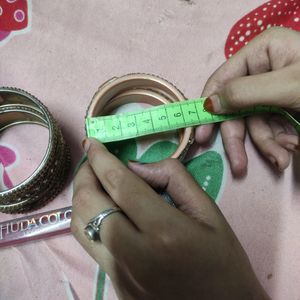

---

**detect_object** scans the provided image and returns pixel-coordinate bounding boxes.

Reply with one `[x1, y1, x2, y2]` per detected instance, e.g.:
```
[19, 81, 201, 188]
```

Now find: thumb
[128, 159, 221, 225]
[204, 64, 300, 114]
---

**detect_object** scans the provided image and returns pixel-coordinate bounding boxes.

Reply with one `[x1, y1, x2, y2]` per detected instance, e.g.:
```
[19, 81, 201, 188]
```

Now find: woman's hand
[71, 138, 268, 300]
[197, 27, 300, 177]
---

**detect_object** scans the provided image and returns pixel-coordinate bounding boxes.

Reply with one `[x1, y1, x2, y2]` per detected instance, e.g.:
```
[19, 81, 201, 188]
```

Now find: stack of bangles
[0, 88, 71, 213]
[86, 73, 195, 160]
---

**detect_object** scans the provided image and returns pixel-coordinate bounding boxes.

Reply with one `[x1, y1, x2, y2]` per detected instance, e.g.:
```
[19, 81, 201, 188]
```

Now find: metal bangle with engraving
[86, 73, 194, 160]
[0, 88, 71, 213]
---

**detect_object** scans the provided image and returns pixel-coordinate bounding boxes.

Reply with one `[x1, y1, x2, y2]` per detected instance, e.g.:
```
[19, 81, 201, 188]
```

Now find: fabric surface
[0, 0, 299, 299]
[225, 0, 300, 58]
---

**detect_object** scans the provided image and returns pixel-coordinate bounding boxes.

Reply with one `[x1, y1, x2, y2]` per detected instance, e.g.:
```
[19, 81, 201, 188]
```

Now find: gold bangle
[86, 73, 194, 160]
[0, 88, 71, 213]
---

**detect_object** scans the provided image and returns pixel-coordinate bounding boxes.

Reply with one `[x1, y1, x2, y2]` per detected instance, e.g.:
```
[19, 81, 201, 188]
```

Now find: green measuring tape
[86, 97, 300, 143]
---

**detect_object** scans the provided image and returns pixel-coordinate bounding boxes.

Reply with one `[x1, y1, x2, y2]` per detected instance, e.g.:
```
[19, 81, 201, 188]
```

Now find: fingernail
[204, 95, 221, 113]
[286, 143, 298, 152]
[82, 138, 91, 152]
[128, 159, 146, 165]
[268, 156, 279, 169]
[128, 159, 138, 163]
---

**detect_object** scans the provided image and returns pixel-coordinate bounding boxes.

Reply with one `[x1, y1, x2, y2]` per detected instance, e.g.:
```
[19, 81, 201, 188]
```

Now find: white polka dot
[255, 12, 259, 16]
[271, 12, 274, 15]
[0, 6, 2, 16]
[294, 17, 300, 22]
[245, 30, 251, 36]
[294, 11, 297, 14]
[263, 7, 268, 11]
[229, 47, 233, 51]
[202, 186, 206, 191]
[254, 29, 257, 32]
[234, 41, 238, 45]
[239, 23, 244, 27]
[246, 23, 251, 27]
[245, 41, 248, 45]
[6, 0, 17, 2]
[267, 2, 271, 5]
[239, 36, 245, 41]
[278, 1, 281, 3]
[261, 26, 265, 31]
[237, 30, 241, 34]
[278, 11, 282, 15]
[14, 9, 25, 23]
[206, 176, 211, 181]
[296, 6, 299, 9]
[294, 2, 297, 5]
[228, 54, 232, 57]
[285, 2, 288, 5]
[267, 24, 272, 28]
[204, 181, 209, 187]
[289, 11, 292, 14]
[263, 15, 267, 18]
[273, 4, 277, 8]
[254, 18, 257, 21]
[280, 24, 283, 26]
[247, 17, 250, 20]
[231, 35, 235, 40]
[257, 20, 263, 25]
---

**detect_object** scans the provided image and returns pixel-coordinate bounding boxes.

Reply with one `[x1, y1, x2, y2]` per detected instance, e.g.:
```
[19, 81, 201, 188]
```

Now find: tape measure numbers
[86, 97, 300, 143]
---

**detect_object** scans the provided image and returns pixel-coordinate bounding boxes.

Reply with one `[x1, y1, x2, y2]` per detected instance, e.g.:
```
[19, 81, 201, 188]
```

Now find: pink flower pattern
[0, 145, 17, 189]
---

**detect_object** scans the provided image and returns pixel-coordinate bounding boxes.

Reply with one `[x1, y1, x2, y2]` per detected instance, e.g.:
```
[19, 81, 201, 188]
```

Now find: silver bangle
[0, 88, 71, 213]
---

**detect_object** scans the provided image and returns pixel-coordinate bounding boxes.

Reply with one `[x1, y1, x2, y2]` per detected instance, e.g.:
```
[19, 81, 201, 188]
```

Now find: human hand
[71, 138, 268, 300]
[196, 27, 300, 177]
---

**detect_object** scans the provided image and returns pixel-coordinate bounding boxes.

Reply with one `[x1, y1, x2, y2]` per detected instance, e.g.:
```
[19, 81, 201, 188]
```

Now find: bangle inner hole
[0, 123, 49, 192]
[104, 102, 179, 164]
[0, 92, 49, 192]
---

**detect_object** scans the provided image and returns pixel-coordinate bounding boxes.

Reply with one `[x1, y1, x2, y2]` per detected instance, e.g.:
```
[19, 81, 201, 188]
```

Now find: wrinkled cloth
[0, 1, 300, 299]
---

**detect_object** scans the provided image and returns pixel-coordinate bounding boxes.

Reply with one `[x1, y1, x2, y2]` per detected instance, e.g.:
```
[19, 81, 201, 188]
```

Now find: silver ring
[84, 207, 122, 241]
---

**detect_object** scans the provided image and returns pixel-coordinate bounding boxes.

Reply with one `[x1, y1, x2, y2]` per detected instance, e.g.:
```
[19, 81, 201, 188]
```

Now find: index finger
[83, 138, 179, 232]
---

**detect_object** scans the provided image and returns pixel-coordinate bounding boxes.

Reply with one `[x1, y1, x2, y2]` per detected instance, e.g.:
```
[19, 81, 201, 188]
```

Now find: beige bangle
[0, 88, 71, 213]
[86, 73, 194, 160]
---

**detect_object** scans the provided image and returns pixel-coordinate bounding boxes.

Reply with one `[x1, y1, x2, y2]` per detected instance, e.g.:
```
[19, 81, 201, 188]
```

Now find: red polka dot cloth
[0, 0, 29, 42]
[225, 0, 300, 58]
